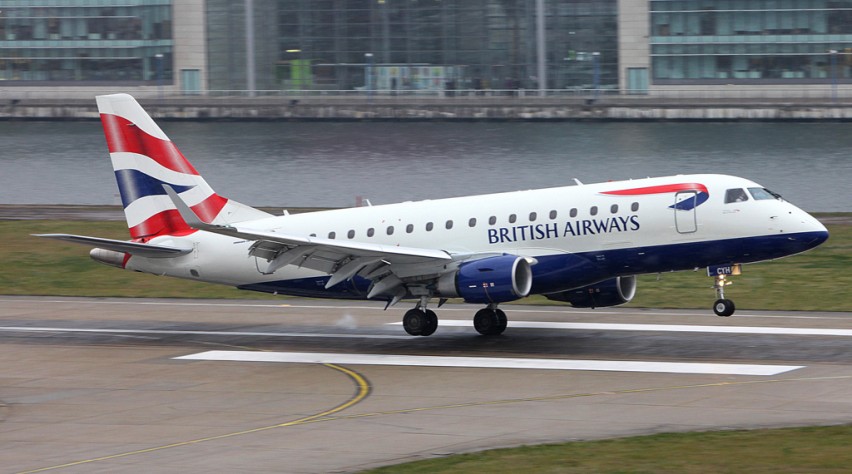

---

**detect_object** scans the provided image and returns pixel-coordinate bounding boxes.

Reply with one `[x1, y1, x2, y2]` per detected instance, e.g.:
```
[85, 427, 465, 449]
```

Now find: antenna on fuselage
[573, 178, 584, 186]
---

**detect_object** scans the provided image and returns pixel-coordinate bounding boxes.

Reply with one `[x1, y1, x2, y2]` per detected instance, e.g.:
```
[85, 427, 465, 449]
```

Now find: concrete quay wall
[4, 98, 852, 121]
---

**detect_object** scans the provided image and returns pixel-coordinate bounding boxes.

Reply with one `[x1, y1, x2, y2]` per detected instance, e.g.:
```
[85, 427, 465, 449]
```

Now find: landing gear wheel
[403, 309, 439, 336]
[421, 309, 438, 336]
[403, 309, 426, 336]
[474, 308, 507, 336]
[495, 309, 508, 334]
[713, 298, 735, 317]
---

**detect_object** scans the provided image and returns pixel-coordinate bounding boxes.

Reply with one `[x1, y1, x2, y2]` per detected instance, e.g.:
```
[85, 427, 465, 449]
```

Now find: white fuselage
[127, 174, 827, 300]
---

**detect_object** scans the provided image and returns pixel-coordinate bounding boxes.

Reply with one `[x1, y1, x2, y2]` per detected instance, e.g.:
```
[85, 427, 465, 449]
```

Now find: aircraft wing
[34, 234, 192, 258]
[163, 186, 456, 297]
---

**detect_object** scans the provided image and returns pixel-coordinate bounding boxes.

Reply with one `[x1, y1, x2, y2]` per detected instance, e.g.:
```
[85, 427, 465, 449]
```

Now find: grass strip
[363, 425, 852, 474]
[2, 220, 849, 311]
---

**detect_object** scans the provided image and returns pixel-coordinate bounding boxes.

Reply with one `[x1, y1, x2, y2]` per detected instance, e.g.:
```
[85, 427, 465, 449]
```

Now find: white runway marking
[0, 326, 409, 340]
[175, 350, 803, 376]
[394, 320, 852, 337]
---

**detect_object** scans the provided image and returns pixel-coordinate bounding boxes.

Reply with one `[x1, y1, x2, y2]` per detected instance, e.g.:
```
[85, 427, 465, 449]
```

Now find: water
[1, 120, 850, 211]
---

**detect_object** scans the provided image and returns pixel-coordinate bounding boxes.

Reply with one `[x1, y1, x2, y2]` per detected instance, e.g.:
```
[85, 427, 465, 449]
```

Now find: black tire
[713, 298, 735, 317]
[402, 309, 425, 335]
[421, 309, 438, 336]
[474, 308, 503, 336]
[494, 309, 508, 335]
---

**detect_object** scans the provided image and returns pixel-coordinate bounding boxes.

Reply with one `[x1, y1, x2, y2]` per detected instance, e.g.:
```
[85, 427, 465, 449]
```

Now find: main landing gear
[400, 299, 508, 337]
[473, 305, 508, 336]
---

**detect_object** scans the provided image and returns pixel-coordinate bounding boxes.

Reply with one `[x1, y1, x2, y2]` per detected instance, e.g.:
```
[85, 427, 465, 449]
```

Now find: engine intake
[438, 255, 532, 304]
[545, 275, 636, 308]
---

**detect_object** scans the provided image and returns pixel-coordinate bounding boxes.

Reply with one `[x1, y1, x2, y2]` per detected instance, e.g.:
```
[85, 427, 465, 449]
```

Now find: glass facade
[0, 0, 173, 83]
[211, 0, 618, 92]
[651, 0, 852, 83]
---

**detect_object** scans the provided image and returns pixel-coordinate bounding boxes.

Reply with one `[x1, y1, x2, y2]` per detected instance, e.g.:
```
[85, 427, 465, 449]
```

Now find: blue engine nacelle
[545, 276, 637, 308]
[438, 255, 533, 304]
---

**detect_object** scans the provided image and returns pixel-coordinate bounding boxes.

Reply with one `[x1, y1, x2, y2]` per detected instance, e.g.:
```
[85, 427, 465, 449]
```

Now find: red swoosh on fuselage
[600, 183, 709, 196]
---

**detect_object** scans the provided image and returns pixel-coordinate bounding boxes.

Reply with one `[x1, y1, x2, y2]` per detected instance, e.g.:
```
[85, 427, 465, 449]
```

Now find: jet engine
[438, 255, 532, 304]
[545, 275, 636, 308]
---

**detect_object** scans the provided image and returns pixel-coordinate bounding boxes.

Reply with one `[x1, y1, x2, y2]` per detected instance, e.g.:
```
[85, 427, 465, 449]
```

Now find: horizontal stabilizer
[34, 234, 191, 258]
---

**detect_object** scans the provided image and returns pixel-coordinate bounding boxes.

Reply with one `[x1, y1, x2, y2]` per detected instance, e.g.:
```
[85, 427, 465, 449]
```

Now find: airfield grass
[363, 425, 852, 474]
[2, 218, 849, 311]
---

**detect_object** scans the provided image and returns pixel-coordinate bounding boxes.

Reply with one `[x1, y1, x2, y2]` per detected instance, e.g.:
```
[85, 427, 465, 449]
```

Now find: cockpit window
[748, 187, 783, 201]
[725, 188, 749, 203]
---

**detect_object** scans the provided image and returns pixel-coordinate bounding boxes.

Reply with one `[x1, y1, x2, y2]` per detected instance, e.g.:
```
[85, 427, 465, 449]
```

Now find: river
[1, 121, 849, 211]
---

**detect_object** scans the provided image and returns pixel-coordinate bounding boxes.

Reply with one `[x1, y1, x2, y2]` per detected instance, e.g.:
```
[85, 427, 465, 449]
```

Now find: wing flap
[34, 234, 191, 258]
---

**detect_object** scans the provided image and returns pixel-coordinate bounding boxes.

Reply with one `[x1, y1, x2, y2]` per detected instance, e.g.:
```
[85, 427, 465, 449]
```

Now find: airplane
[37, 94, 829, 337]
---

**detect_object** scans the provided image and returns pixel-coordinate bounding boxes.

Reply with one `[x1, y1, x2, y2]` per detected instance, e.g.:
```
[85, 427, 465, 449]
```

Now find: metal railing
[4, 87, 852, 103]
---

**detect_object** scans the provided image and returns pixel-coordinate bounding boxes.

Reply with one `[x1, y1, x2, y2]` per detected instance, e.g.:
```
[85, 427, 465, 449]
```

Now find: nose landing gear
[712, 273, 736, 317]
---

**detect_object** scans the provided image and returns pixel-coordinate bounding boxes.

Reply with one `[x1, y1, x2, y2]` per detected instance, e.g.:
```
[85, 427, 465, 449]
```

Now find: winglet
[163, 184, 214, 231]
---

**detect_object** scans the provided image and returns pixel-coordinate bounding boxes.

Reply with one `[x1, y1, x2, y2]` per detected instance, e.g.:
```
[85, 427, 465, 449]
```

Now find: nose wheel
[712, 273, 736, 317]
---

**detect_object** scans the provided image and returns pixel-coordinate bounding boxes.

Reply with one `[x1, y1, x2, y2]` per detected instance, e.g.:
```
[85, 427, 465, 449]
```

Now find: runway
[1, 297, 851, 473]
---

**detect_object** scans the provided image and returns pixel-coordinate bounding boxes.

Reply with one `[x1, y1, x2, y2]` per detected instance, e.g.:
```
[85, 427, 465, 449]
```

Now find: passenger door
[674, 191, 698, 234]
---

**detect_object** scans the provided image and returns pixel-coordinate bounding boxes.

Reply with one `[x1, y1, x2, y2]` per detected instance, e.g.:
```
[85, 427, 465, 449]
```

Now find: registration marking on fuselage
[175, 350, 803, 376]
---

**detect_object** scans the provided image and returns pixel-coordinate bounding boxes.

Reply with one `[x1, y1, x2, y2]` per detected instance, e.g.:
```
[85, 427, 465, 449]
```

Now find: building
[3, 1, 852, 99]
[0, 0, 205, 96]
[621, 0, 852, 96]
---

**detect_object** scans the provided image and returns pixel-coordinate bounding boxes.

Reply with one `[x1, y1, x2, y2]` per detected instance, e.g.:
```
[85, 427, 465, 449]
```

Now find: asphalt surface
[1, 297, 851, 473]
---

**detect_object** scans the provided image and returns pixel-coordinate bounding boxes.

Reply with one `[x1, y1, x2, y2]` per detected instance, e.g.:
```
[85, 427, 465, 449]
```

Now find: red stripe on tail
[100, 113, 199, 175]
[128, 194, 229, 239]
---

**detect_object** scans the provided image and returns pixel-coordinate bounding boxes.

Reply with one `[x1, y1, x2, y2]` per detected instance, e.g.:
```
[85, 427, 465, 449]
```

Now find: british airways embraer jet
[38, 94, 829, 337]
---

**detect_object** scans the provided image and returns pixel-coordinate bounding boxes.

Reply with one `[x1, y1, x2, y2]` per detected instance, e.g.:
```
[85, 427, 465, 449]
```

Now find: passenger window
[611, 204, 618, 214]
[426, 222, 434, 231]
[489, 216, 497, 225]
[631, 202, 639, 212]
[310, 233, 316, 237]
[446, 220, 454, 230]
[529, 212, 537, 222]
[549, 210, 557, 219]
[406, 224, 414, 233]
[509, 214, 517, 223]
[367, 228, 375, 237]
[328, 231, 336, 239]
[570, 208, 578, 218]
[469, 218, 477, 227]
[725, 188, 749, 203]
[347, 230, 355, 239]
[387, 226, 394, 235]
[590, 206, 598, 216]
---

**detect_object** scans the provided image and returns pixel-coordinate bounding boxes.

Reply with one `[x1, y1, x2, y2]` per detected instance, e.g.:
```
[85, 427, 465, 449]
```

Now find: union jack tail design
[97, 94, 270, 240]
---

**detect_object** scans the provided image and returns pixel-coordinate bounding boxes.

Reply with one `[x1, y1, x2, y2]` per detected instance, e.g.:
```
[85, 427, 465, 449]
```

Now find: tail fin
[96, 94, 270, 240]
